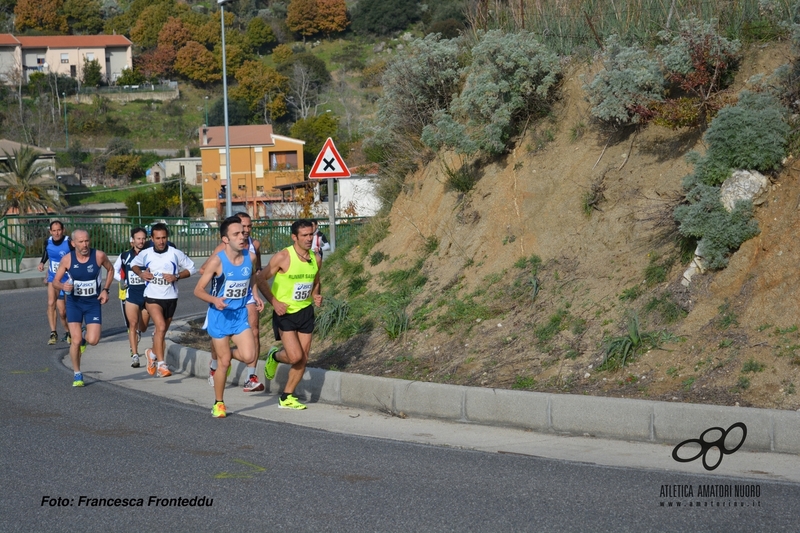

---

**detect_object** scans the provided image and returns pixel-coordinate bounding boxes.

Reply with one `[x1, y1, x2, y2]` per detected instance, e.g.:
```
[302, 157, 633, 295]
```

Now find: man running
[52, 229, 114, 387]
[131, 223, 196, 378]
[201, 212, 263, 385]
[257, 219, 322, 410]
[113, 227, 151, 368]
[194, 216, 265, 418]
[310, 220, 330, 261]
[37, 220, 71, 345]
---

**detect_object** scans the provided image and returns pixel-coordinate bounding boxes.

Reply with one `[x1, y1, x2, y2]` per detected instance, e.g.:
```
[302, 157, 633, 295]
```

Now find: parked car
[179, 222, 211, 235]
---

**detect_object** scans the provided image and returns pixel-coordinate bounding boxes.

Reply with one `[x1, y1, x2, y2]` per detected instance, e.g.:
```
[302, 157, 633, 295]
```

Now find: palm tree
[0, 146, 65, 215]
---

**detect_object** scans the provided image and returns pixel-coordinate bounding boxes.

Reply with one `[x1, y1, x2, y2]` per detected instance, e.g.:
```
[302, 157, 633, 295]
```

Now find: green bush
[673, 91, 787, 269]
[424, 30, 561, 156]
[696, 92, 789, 185]
[674, 184, 759, 269]
[584, 35, 663, 127]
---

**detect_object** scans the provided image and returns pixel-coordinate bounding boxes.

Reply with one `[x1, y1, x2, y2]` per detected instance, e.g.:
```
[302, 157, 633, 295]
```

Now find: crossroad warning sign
[308, 137, 351, 179]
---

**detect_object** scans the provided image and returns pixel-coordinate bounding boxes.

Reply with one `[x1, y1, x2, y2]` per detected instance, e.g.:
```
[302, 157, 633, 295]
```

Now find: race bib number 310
[292, 282, 312, 301]
[73, 279, 97, 297]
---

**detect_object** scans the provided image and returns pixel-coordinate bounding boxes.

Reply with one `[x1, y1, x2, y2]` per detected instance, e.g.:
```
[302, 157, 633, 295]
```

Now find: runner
[257, 219, 322, 410]
[310, 220, 330, 261]
[51, 229, 114, 387]
[113, 227, 151, 368]
[131, 223, 196, 378]
[37, 220, 71, 345]
[194, 216, 265, 418]
[200, 212, 263, 386]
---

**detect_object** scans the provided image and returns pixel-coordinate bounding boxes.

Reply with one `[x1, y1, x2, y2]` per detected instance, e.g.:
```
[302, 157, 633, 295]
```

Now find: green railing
[0, 215, 369, 266]
[0, 218, 25, 273]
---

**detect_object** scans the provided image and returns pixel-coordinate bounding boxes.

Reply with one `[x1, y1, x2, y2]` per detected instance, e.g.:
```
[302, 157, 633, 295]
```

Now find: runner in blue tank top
[37, 220, 71, 345]
[194, 216, 264, 418]
[199, 212, 263, 386]
[52, 229, 114, 387]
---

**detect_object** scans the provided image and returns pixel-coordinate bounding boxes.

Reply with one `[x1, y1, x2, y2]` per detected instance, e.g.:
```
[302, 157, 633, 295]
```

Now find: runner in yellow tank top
[257, 219, 322, 410]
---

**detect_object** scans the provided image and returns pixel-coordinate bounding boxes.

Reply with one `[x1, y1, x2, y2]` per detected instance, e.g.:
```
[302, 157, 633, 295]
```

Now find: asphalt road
[2, 287, 799, 533]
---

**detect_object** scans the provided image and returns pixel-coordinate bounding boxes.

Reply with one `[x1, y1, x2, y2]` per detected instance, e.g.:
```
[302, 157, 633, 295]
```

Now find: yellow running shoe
[211, 402, 226, 418]
[72, 373, 84, 387]
[278, 394, 306, 410]
[264, 346, 279, 380]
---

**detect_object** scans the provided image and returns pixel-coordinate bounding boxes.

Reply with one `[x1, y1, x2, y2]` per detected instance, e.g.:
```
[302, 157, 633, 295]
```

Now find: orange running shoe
[145, 348, 156, 376]
[156, 364, 172, 378]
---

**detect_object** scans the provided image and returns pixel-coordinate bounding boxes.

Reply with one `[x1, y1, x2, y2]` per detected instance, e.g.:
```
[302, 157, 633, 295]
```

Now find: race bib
[223, 279, 249, 299]
[127, 270, 144, 286]
[151, 272, 171, 286]
[73, 279, 97, 297]
[292, 282, 312, 301]
[49, 260, 60, 273]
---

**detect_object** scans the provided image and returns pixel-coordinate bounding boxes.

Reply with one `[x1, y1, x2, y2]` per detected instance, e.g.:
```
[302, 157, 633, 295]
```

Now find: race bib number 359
[292, 282, 312, 301]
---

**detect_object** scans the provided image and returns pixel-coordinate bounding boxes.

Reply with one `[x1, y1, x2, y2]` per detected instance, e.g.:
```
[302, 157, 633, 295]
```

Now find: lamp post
[204, 95, 209, 125]
[63, 92, 68, 149]
[218, 0, 233, 218]
[136, 201, 141, 225]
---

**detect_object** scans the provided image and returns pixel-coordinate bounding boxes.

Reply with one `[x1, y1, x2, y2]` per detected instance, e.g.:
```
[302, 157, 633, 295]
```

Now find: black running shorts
[272, 304, 315, 341]
[144, 297, 178, 319]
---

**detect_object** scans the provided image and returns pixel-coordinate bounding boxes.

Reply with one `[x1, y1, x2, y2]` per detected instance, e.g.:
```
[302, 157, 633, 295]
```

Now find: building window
[37, 56, 45, 65]
[86, 52, 94, 61]
[61, 53, 69, 64]
[269, 151, 298, 171]
[238, 179, 246, 191]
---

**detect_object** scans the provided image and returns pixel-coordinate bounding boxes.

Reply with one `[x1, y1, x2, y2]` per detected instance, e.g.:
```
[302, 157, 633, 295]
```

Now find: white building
[0, 34, 133, 84]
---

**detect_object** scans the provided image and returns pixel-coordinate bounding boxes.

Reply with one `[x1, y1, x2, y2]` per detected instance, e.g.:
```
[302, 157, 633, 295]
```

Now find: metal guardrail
[0, 218, 25, 273]
[0, 216, 369, 265]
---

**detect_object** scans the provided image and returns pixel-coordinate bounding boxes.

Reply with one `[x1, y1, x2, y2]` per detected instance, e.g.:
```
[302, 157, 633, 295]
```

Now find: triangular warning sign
[308, 137, 351, 179]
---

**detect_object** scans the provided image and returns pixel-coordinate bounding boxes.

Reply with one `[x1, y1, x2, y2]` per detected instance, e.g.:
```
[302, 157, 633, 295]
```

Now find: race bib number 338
[223, 280, 249, 299]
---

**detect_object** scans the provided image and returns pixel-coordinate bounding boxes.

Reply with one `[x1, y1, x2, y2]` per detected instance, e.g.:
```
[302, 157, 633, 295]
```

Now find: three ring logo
[671, 422, 747, 471]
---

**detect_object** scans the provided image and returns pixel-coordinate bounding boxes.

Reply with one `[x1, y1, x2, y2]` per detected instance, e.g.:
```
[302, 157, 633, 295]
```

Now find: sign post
[308, 138, 350, 253]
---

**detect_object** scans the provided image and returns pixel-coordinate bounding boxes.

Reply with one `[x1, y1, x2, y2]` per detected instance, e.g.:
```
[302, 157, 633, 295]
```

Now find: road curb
[165, 321, 800, 455]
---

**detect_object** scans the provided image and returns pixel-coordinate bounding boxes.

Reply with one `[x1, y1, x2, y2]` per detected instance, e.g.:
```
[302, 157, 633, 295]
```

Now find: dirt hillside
[302, 40, 800, 411]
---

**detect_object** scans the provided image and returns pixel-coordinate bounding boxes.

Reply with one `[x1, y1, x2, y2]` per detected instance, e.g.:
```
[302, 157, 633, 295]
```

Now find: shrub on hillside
[584, 35, 664, 127]
[673, 91, 788, 269]
[688, 91, 789, 187]
[423, 30, 560, 156]
[655, 16, 741, 127]
[674, 184, 759, 269]
[371, 34, 462, 145]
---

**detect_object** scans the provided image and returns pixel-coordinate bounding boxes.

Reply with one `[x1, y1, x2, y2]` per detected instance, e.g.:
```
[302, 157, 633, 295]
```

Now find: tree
[290, 112, 340, 167]
[15, 0, 68, 33]
[0, 147, 65, 215]
[208, 98, 253, 126]
[62, 0, 104, 34]
[130, 3, 172, 50]
[158, 17, 193, 53]
[315, 0, 349, 37]
[230, 60, 289, 123]
[286, 0, 318, 40]
[105, 154, 142, 181]
[136, 46, 175, 80]
[174, 41, 221, 85]
[82, 58, 103, 87]
[351, 0, 420, 36]
[245, 17, 276, 54]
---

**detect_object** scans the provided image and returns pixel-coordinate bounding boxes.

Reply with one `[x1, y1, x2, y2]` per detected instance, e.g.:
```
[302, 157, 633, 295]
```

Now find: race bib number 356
[292, 282, 312, 301]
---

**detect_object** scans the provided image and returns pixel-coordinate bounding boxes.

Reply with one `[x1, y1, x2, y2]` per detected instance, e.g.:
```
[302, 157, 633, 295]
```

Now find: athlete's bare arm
[255, 249, 290, 315]
[52, 254, 72, 292]
[96, 251, 114, 304]
[248, 251, 264, 312]
[193, 254, 227, 310]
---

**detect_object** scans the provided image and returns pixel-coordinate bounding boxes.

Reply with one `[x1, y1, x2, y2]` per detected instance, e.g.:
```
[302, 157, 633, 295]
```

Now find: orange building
[199, 124, 305, 219]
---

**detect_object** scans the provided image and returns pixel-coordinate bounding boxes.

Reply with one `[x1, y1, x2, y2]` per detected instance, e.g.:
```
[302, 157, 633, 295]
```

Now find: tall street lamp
[63, 92, 68, 149]
[204, 95, 209, 126]
[136, 201, 141, 225]
[218, 0, 233, 218]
